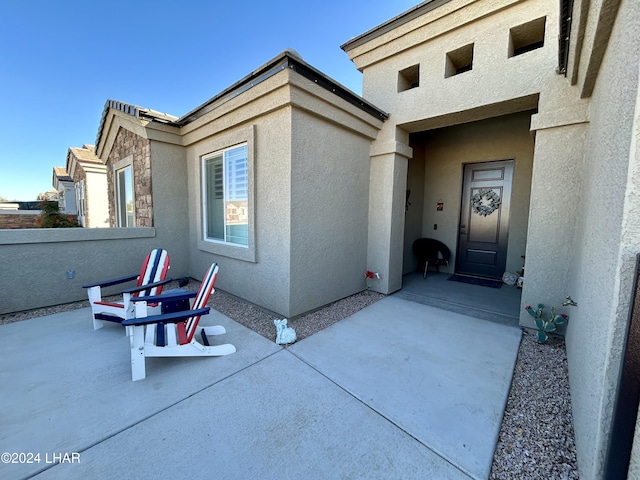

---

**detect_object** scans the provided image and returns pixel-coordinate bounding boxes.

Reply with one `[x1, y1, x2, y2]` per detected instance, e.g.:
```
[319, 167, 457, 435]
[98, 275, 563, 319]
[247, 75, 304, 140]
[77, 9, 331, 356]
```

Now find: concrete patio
[0, 288, 522, 480]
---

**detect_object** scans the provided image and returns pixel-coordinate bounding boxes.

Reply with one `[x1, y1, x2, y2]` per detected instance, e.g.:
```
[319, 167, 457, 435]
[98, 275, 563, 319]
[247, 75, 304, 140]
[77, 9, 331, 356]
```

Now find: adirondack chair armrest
[131, 290, 197, 304]
[121, 278, 173, 294]
[82, 274, 139, 289]
[122, 307, 210, 327]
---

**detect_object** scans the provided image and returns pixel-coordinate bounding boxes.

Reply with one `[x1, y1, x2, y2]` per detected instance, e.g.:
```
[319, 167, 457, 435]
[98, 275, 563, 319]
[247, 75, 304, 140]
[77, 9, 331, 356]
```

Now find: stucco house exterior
[86, 0, 639, 477]
[95, 54, 387, 319]
[65, 145, 109, 228]
[51, 166, 76, 215]
[341, 1, 640, 478]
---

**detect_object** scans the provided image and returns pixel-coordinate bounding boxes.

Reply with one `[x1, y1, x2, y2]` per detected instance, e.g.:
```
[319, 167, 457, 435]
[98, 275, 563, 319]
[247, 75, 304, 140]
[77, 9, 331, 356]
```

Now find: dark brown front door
[456, 160, 514, 279]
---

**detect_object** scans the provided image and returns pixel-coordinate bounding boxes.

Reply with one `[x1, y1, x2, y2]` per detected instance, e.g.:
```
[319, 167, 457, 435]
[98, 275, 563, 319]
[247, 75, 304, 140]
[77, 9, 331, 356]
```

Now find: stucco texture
[187, 110, 293, 317]
[358, 0, 558, 129]
[184, 67, 383, 318]
[0, 228, 177, 313]
[563, 0, 640, 476]
[290, 108, 373, 315]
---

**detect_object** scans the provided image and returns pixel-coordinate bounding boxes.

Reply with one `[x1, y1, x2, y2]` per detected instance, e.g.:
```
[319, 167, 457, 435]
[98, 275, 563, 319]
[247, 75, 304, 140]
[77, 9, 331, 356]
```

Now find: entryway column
[522, 104, 589, 327]
[367, 131, 413, 294]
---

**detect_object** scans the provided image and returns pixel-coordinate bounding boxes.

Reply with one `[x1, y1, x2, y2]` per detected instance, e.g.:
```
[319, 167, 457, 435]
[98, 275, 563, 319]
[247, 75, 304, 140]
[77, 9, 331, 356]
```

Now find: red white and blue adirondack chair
[82, 248, 171, 330]
[123, 263, 236, 381]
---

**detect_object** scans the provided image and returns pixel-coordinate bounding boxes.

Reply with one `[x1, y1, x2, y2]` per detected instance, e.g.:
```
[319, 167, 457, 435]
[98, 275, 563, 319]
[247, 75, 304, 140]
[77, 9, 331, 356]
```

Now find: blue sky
[0, 0, 419, 201]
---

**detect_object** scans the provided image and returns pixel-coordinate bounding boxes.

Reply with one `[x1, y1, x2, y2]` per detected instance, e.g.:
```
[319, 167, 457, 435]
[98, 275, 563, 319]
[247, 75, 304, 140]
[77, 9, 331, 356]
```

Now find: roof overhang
[93, 50, 388, 158]
[95, 100, 179, 157]
[341, 0, 453, 52]
[66, 146, 106, 178]
[177, 50, 388, 125]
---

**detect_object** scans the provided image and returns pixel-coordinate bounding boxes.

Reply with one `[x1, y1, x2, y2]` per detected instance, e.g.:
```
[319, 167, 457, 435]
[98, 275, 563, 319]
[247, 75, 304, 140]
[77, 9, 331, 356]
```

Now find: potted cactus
[525, 304, 568, 343]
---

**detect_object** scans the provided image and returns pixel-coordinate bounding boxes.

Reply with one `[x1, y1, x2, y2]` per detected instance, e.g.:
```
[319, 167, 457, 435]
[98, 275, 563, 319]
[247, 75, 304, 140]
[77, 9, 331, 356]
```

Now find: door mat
[448, 274, 503, 289]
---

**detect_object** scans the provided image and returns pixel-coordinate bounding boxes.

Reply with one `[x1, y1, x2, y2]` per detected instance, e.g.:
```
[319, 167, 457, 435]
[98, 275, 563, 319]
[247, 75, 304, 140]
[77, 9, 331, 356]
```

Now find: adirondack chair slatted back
[176, 263, 218, 345]
[137, 249, 170, 298]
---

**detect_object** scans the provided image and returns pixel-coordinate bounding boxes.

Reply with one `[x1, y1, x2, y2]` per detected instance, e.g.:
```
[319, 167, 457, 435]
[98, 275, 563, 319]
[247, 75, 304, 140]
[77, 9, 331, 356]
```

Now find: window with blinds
[202, 144, 249, 246]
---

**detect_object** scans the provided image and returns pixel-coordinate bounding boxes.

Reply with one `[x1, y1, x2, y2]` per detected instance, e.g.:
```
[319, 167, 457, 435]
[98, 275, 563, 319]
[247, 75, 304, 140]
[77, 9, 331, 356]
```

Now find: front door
[456, 160, 513, 279]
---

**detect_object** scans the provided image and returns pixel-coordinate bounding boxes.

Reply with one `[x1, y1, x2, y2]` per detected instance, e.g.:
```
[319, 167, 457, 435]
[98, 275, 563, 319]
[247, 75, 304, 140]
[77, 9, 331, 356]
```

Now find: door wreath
[471, 188, 501, 216]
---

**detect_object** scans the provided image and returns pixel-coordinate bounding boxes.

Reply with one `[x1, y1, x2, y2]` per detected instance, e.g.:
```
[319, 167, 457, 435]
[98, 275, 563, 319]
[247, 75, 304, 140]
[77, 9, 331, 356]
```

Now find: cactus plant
[525, 304, 568, 343]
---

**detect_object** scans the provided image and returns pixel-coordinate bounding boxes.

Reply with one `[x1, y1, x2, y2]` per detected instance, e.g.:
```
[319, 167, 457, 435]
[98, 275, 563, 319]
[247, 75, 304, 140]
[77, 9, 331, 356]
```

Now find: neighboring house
[37, 190, 59, 202]
[65, 144, 109, 228]
[95, 102, 180, 229]
[51, 167, 76, 214]
[89, 0, 639, 477]
[0, 201, 44, 229]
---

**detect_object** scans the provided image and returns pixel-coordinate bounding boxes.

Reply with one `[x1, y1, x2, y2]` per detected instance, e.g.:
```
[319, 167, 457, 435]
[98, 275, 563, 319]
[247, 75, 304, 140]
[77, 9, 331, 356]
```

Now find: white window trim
[195, 125, 256, 263]
[113, 155, 134, 228]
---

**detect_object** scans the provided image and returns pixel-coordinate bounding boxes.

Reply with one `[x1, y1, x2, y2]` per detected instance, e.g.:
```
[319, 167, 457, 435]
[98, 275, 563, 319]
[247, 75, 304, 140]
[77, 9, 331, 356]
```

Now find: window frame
[113, 156, 135, 228]
[75, 180, 86, 227]
[202, 143, 249, 247]
[196, 125, 256, 263]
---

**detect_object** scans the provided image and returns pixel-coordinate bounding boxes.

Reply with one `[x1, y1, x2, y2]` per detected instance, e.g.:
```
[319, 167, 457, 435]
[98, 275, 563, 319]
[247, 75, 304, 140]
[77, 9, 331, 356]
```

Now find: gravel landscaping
[0, 280, 579, 479]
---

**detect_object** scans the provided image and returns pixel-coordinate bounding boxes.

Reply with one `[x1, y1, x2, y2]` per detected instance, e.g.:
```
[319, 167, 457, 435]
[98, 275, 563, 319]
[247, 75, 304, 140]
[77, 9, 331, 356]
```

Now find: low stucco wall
[0, 227, 190, 315]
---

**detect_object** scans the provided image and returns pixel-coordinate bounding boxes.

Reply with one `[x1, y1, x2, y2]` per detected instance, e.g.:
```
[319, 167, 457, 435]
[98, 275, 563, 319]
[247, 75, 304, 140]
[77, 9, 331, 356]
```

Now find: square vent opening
[398, 64, 420, 92]
[445, 44, 474, 78]
[509, 17, 546, 57]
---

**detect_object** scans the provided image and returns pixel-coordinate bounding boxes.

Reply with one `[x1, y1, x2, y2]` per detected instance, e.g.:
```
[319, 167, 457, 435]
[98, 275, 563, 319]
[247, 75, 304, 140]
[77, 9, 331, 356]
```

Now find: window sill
[197, 238, 256, 263]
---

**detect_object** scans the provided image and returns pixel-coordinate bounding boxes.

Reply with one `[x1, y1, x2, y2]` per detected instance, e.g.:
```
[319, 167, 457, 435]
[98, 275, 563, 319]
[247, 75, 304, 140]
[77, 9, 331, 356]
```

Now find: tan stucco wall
[0, 115, 190, 314]
[184, 69, 384, 317]
[562, 0, 640, 476]
[522, 120, 587, 329]
[404, 111, 534, 277]
[354, 0, 558, 129]
[289, 108, 374, 315]
[186, 109, 293, 316]
[0, 113, 189, 313]
[148, 140, 190, 276]
[344, 0, 573, 295]
[346, 0, 637, 472]
[0, 228, 169, 314]
[96, 111, 191, 282]
[368, 124, 411, 294]
[404, 142, 426, 274]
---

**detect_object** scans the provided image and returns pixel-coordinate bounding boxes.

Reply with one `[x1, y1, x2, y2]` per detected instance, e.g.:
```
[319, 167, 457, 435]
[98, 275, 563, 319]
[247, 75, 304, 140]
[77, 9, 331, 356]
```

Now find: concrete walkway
[0, 296, 521, 480]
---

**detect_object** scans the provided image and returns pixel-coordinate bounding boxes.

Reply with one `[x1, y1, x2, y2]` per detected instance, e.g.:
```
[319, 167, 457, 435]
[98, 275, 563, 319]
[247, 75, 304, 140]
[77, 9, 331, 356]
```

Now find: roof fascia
[340, 0, 453, 52]
[177, 50, 388, 125]
[66, 150, 78, 178]
[95, 100, 178, 156]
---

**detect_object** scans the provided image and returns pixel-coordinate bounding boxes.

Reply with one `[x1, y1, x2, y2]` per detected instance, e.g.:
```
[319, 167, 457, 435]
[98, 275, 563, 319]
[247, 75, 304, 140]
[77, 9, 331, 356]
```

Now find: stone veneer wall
[106, 127, 153, 227]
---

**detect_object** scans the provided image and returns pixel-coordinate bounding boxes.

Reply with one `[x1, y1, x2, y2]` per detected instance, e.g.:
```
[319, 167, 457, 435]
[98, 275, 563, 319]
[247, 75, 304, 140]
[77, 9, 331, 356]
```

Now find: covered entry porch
[402, 110, 535, 286]
[398, 271, 522, 328]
